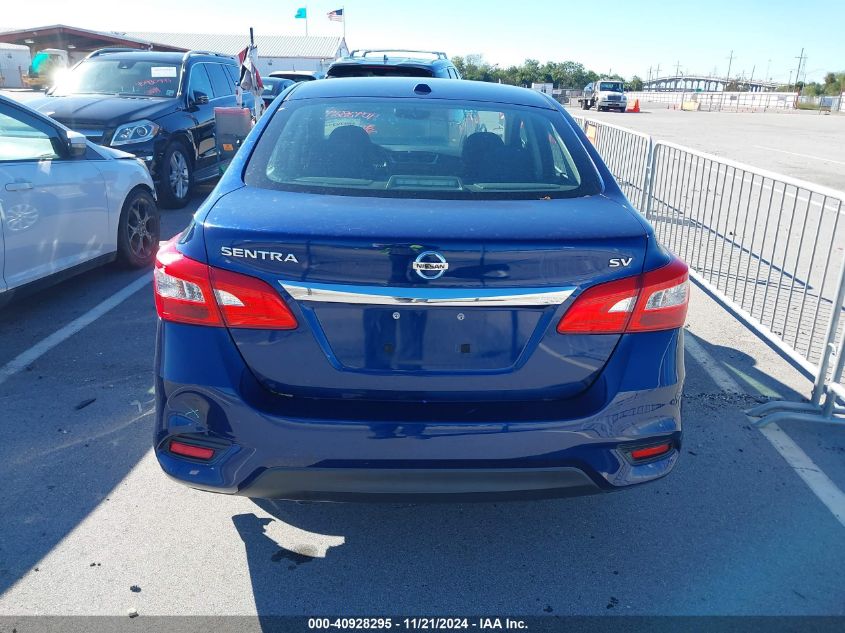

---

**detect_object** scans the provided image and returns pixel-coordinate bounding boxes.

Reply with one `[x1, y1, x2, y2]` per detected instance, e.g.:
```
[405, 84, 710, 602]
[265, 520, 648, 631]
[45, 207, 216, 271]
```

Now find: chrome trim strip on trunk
[280, 281, 575, 307]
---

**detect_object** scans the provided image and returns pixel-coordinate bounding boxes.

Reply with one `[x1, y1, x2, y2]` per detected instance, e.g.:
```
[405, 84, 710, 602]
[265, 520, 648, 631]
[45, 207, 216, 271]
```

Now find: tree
[448, 56, 640, 90]
[627, 75, 644, 91]
[822, 71, 845, 96]
[802, 82, 823, 97]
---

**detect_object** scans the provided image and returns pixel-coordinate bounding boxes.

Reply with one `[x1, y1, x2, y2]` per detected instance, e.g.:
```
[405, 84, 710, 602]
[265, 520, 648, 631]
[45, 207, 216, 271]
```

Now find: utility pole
[720, 51, 734, 111]
[794, 47, 805, 92]
[654, 63, 661, 80]
[674, 60, 682, 76]
[765, 58, 771, 82]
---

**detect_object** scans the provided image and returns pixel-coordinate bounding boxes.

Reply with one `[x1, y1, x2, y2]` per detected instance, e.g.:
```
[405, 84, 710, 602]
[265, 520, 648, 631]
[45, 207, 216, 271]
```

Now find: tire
[117, 188, 160, 268]
[157, 142, 193, 209]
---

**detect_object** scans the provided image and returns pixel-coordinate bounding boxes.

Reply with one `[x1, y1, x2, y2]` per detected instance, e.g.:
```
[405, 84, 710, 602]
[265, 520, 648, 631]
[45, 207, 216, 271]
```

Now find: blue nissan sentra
[153, 77, 688, 501]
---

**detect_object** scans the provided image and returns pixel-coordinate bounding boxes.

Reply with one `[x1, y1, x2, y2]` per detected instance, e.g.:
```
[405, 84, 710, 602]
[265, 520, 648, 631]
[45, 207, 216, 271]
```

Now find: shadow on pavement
[229, 333, 845, 617]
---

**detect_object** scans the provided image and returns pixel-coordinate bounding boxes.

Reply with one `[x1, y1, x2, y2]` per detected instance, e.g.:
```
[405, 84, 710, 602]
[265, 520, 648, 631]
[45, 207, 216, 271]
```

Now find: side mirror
[189, 93, 209, 109]
[66, 130, 87, 158]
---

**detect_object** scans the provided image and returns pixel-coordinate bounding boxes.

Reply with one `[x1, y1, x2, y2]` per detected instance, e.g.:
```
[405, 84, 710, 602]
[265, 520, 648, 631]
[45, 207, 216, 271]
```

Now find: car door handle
[5, 181, 33, 192]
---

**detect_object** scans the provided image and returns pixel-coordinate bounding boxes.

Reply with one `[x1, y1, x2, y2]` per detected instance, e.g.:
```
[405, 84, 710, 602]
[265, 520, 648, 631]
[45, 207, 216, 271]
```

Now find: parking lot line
[0, 274, 151, 387]
[755, 146, 845, 168]
[685, 333, 845, 529]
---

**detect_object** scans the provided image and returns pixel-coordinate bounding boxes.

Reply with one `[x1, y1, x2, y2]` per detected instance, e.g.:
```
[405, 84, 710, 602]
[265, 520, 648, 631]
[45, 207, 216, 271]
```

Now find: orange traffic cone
[626, 99, 640, 113]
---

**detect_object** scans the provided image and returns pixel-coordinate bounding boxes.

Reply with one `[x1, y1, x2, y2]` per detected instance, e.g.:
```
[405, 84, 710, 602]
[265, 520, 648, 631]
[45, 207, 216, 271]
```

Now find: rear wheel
[117, 188, 160, 267]
[157, 142, 193, 209]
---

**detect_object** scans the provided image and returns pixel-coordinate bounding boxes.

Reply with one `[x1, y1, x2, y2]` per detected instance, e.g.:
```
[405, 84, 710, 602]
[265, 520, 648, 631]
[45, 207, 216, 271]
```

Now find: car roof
[85, 50, 234, 64]
[332, 56, 449, 68]
[286, 77, 555, 108]
[270, 70, 316, 76]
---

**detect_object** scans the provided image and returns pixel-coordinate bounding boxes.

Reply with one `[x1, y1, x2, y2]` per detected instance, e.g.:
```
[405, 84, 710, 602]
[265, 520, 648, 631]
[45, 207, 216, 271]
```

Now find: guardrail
[623, 91, 799, 112]
[579, 118, 652, 211]
[570, 114, 845, 427]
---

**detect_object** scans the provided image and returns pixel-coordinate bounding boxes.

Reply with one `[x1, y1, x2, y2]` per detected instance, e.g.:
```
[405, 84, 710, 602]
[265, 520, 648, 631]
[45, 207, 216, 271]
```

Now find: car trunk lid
[202, 188, 648, 401]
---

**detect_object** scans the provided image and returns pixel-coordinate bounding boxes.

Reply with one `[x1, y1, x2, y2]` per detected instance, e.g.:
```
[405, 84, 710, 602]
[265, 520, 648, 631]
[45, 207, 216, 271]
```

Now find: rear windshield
[244, 97, 602, 199]
[327, 65, 435, 78]
[51, 58, 182, 97]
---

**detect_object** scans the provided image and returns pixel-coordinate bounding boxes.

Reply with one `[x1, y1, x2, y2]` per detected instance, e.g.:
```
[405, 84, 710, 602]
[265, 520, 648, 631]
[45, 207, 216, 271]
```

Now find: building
[0, 25, 347, 75]
[127, 32, 348, 74]
[0, 25, 184, 65]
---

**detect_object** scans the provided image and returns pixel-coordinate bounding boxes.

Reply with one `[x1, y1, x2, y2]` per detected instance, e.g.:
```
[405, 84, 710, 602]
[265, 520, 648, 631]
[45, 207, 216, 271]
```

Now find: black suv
[30, 49, 254, 208]
[326, 50, 461, 79]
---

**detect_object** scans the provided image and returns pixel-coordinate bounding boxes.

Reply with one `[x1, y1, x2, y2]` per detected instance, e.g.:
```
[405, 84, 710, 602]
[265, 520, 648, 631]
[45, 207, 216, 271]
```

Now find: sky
[4, 1, 843, 83]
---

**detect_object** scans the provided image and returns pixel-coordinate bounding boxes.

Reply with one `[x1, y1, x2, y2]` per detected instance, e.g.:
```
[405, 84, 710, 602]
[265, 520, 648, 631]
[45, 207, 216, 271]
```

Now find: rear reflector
[169, 440, 215, 460]
[629, 442, 672, 461]
[558, 256, 689, 334]
[153, 239, 297, 329]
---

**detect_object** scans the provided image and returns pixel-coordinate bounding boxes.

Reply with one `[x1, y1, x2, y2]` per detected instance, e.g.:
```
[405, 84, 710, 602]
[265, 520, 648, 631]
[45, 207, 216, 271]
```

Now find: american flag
[327, 8, 344, 21]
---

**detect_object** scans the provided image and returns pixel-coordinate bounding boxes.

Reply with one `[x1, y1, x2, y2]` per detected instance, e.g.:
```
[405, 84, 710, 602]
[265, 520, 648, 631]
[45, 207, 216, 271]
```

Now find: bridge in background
[644, 75, 779, 93]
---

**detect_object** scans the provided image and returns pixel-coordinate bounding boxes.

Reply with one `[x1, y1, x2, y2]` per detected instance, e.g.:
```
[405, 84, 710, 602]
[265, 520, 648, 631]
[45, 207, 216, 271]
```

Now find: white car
[0, 94, 159, 303]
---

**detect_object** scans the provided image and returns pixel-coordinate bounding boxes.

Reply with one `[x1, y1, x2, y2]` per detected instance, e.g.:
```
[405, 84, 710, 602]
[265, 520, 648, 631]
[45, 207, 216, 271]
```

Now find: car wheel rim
[169, 150, 189, 200]
[127, 197, 156, 260]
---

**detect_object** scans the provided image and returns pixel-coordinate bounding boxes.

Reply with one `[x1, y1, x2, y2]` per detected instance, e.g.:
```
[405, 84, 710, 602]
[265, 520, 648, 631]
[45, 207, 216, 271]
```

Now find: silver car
[0, 95, 159, 303]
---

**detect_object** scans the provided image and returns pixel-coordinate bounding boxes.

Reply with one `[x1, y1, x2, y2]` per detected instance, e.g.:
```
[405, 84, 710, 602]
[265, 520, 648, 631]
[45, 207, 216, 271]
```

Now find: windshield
[263, 78, 294, 97]
[244, 97, 601, 199]
[599, 82, 623, 92]
[50, 58, 182, 97]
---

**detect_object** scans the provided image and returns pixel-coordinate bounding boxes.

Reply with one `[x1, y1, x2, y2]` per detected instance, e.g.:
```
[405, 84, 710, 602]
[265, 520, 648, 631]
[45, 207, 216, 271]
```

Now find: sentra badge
[221, 246, 299, 263]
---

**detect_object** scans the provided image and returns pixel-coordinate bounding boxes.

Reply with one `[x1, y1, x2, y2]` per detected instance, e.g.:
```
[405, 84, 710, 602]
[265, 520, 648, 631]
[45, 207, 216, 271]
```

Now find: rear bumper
[238, 467, 601, 501]
[154, 323, 684, 500]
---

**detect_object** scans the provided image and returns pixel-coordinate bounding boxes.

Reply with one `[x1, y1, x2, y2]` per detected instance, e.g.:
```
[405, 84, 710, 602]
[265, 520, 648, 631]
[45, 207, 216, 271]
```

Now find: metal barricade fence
[573, 116, 845, 426]
[583, 120, 652, 211]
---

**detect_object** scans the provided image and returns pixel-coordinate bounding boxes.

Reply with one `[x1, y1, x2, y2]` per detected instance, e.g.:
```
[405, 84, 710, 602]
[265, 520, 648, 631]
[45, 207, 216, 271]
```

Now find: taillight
[154, 241, 222, 326]
[558, 257, 688, 334]
[209, 267, 298, 329]
[153, 240, 298, 330]
[169, 440, 215, 460]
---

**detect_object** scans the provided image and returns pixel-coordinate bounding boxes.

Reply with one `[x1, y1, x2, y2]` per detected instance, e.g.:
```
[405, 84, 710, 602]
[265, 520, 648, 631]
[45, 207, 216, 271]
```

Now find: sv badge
[609, 257, 633, 268]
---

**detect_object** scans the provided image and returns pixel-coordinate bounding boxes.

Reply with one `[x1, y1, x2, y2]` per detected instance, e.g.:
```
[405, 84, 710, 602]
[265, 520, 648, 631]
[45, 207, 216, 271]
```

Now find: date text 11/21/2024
[307, 618, 528, 630]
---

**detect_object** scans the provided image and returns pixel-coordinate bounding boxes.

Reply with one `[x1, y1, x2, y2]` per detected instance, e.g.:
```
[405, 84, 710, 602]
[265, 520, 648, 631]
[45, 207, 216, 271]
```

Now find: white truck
[0, 43, 31, 89]
[22, 48, 68, 90]
[577, 79, 627, 112]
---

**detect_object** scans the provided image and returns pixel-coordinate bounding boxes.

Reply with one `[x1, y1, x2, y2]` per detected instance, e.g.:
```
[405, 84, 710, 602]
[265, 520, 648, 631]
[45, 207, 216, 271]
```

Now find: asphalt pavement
[0, 185, 844, 618]
[565, 104, 845, 191]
